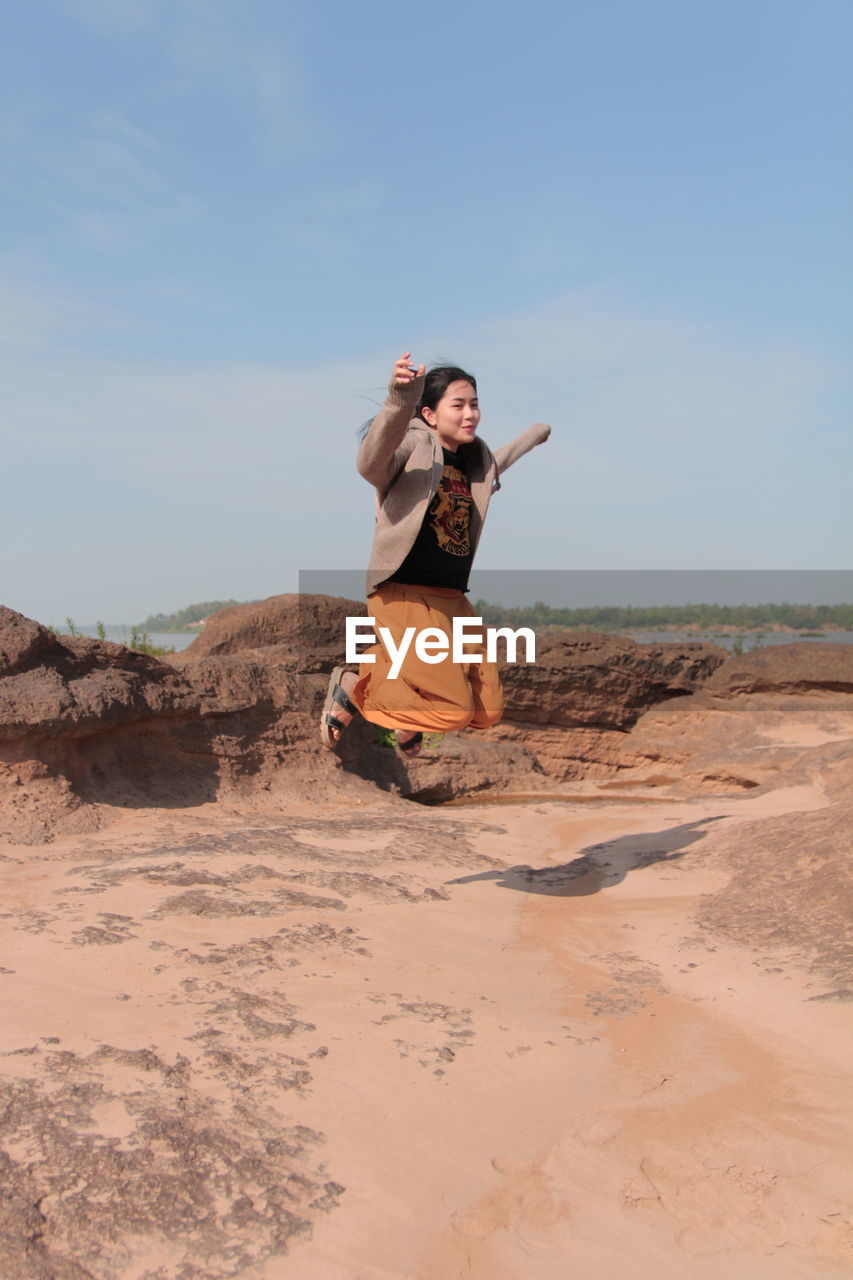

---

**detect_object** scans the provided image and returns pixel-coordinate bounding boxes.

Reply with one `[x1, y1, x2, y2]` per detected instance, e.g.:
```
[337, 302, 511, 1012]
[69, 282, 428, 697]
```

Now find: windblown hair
[357, 361, 477, 441]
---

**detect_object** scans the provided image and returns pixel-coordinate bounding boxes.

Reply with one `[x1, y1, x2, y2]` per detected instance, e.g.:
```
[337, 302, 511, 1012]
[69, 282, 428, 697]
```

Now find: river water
[76, 625, 853, 656]
[77, 627, 198, 652]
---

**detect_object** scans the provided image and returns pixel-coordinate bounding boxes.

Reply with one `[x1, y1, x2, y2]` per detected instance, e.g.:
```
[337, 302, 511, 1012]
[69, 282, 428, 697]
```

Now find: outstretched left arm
[493, 421, 551, 478]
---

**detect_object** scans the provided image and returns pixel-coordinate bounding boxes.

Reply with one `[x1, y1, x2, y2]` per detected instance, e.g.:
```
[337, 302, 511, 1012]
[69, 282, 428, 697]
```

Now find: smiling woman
[418, 366, 481, 450]
[320, 352, 551, 758]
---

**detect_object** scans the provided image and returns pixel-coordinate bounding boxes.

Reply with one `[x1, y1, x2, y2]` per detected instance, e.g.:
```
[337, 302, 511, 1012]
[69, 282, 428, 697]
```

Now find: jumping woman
[321, 352, 550, 757]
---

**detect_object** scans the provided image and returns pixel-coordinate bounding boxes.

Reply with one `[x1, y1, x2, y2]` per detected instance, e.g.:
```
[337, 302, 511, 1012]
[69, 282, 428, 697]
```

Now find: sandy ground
[1, 777, 850, 1279]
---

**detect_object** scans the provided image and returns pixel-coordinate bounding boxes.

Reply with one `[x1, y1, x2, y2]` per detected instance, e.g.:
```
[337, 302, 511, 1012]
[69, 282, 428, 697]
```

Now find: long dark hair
[415, 364, 477, 422]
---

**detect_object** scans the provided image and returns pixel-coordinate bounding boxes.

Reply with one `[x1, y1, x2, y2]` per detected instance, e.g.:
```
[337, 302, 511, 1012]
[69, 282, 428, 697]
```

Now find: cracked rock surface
[1, 601, 852, 1277]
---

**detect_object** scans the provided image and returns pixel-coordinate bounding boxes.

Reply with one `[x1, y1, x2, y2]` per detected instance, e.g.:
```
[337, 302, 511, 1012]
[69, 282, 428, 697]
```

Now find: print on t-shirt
[429, 461, 471, 557]
[387, 447, 474, 591]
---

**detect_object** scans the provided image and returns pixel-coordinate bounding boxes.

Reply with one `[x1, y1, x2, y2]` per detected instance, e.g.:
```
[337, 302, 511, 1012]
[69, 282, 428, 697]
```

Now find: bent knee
[432, 695, 476, 732]
[468, 706, 504, 729]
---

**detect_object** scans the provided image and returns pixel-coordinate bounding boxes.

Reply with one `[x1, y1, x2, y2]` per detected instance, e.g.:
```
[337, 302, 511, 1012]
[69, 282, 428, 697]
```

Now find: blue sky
[2, 0, 850, 624]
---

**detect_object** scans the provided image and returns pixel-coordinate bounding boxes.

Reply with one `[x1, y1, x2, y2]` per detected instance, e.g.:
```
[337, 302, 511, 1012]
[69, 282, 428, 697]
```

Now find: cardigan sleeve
[356, 377, 423, 490]
[492, 421, 551, 477]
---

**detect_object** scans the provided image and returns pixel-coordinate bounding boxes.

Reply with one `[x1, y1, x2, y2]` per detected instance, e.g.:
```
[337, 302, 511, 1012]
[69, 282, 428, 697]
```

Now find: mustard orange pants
[350, 582, 504, 733]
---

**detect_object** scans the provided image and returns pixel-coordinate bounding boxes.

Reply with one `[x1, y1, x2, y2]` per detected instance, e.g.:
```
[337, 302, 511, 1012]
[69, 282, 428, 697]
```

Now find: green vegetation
[471, 601, 853, 633]
[372, 726, 444, 752]
[58, 619, 174, 657]
[732, 634, 768, 656]
[126, 627, 175, 657]
[139, 599, 260, 633]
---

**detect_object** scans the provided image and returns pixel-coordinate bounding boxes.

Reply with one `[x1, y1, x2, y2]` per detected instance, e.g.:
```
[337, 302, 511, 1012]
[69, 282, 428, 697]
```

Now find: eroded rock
[2, 600, 851, 839]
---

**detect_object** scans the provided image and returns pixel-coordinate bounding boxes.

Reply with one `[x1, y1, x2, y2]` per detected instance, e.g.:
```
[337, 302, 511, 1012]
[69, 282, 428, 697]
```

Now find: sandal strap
[325, 712, 348, 733]
[332, 683, 358, 717]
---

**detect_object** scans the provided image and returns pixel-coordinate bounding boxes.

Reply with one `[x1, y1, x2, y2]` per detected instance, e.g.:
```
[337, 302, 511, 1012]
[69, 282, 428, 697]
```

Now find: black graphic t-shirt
[389, 448, 473, 591]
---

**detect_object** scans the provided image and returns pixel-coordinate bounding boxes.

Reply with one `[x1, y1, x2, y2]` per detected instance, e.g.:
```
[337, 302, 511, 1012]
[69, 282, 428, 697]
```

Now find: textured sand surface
[1, 778, 850, 1279]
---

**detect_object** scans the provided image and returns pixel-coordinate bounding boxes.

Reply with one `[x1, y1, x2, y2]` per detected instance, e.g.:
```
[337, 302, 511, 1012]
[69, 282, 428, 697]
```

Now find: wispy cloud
[0, 272, 134, 349]
[2, 274, 848, 619]
[1, 276, 840, 501]
[460, 285, 830, 449]
[275, 178, 387, 263]
[0, 95, 205, 254]
[64, 0, 317, 159]
[61, 113, 203, 248]
[63, 0, 163, 37]
[0, 276, 369, 492]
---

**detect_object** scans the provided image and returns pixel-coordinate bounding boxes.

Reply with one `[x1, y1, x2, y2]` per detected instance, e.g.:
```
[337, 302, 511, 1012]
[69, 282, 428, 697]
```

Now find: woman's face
[422, 380, 480, 452]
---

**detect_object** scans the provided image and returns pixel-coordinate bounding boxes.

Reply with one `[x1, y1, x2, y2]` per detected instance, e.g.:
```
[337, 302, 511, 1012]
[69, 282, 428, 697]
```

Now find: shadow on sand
[448, 816, 728, 898]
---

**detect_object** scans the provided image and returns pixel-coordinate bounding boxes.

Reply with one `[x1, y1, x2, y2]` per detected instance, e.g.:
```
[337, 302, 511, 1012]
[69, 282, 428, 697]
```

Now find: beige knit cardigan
[357, 374, 551, 596]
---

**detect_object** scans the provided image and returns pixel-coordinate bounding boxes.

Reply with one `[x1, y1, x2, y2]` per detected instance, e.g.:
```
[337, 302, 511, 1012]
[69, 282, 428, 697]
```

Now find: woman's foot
[320, 668, 359, 748]
[394, 730, 423, 758]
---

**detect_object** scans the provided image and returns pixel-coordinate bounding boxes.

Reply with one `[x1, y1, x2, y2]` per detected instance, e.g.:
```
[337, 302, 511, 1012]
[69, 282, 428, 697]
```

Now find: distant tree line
[140, 597, 853, 635]
[471, 601, 853, 632]
[139, 599, 259, 632]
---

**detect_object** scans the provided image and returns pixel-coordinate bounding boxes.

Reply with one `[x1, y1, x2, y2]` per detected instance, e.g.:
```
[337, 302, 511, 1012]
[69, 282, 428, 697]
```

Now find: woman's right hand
[390, 352, 425, 388]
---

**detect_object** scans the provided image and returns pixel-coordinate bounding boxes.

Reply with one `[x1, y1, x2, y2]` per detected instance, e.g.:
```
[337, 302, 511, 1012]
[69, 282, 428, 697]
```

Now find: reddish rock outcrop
[704, 642, 853, 696]
[695, 788, 853, 995]
[178, 593, 356, 670]
[501, 631, 725, 727]
[487, 631, 727, 780]
[175, 603, 728, 794]
[610, 644, 853, 794]
[1, 599, 542, 840]
[2, 598, 851, 842]
[181, 602, 728, 787]
[0, 604, 333, 843]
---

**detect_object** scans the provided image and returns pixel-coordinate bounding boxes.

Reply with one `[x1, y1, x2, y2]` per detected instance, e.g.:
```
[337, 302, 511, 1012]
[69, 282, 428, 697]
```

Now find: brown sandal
[394, 730, 423, 759]
[320, 667, 358, 749]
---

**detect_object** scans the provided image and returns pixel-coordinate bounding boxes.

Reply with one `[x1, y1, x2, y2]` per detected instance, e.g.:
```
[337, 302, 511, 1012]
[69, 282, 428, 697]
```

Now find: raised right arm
[356, 353, 425, 490]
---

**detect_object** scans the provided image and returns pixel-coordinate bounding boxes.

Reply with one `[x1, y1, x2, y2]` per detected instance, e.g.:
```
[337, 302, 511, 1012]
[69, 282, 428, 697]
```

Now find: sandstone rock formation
[612, 643, 853, 794]
[0, 601, 344, 843]
[704, 641, 853, 696]
[173, 600, 729, 794]
[2, 597, 851, 842]
[176, 592, 355, 670]
[695, 771, 853, 999]
[2, 607, 852, 1277]
[487, 630, 726, 780]
[1, 757, 850, 1277]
